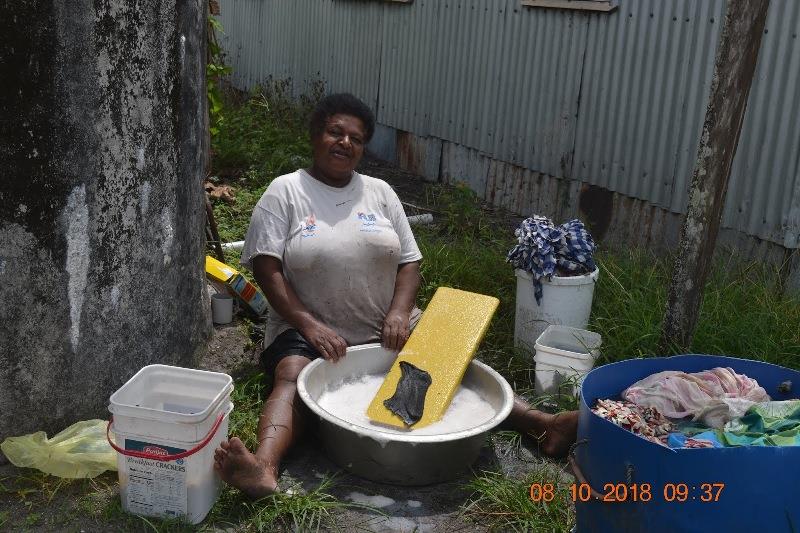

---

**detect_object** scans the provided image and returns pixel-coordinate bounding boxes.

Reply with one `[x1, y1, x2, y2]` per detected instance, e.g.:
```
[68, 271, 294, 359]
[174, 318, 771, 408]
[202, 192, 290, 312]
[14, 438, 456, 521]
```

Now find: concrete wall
[0, 0, 210, 443]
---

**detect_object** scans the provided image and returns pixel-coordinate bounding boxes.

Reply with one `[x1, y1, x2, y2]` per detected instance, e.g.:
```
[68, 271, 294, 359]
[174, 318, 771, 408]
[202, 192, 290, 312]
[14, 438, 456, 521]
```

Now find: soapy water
[316, 374, 497, 435]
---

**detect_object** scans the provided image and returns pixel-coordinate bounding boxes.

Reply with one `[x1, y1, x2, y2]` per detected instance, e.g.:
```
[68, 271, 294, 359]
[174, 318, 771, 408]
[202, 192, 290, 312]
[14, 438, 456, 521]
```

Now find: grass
[211, 82, 315, 248]
[1, 467, 363, 532]
[212, 81, 314, 186]
[461, 469, 575, 532]
[590, 249, 800, 367]
[200, 475, 370, 532]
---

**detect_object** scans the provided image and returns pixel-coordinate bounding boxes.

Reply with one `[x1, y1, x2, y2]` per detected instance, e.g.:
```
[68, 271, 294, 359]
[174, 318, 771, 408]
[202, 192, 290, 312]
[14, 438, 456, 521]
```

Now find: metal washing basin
[297, 344, 514, 485]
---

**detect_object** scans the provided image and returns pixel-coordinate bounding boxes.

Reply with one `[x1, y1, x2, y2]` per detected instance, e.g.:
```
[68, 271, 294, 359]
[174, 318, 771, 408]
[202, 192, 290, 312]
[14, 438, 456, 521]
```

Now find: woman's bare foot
[213, 437, 279, 499]
[515, 409, 578, 458]
[538, 411, 579, 457]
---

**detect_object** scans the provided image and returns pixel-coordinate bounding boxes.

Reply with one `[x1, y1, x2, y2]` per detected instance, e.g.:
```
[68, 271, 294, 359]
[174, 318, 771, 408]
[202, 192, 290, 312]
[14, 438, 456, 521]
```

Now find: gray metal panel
[218, 0, 381, 108]
[573, 0, 725, 210]
[288, 1, 383, 108]
[722, 0, 800, 245]
[218, 0, 800, 248]
[378, 0, 440, 134]
[368, 123, 398, 164]
[423, 0, 587, 178]
[440, 142, 491, 195]
[669, 1, 726, 214]
[218, 0, 294, 88]
[573, 0, 800, 245]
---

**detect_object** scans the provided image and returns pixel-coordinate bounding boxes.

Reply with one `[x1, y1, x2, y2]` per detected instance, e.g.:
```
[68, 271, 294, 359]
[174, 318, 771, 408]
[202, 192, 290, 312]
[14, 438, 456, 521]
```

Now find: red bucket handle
[106, 412, 226, 462]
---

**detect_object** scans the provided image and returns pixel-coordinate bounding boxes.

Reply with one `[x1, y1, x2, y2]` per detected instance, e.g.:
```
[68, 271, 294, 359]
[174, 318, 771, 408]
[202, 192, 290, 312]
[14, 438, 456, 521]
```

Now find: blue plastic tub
[574, 355, 800, 533]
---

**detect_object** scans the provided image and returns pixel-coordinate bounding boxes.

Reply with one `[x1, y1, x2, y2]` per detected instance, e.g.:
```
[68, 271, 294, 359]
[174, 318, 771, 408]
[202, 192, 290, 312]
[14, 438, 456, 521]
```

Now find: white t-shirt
[241, 169, 423, 346]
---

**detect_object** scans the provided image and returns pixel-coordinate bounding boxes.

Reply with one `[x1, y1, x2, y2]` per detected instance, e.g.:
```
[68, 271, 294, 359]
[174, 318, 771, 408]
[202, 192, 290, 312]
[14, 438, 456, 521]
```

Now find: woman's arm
[252, 255, 347, 361]
[382, 260, 421, 351]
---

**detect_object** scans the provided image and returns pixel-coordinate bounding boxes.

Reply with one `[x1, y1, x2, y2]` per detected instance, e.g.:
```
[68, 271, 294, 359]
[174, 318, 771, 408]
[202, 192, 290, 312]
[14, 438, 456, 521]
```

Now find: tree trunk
[660, 0, 770, 351]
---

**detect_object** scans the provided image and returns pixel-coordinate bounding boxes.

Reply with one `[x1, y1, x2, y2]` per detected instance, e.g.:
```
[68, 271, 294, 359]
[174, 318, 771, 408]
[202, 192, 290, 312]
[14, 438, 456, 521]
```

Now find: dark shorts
[260, 328, 323, 375]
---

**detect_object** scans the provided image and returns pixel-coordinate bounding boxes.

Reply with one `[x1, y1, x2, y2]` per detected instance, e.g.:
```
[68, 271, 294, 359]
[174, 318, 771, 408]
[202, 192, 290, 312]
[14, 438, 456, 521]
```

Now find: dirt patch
[202, 318, 261, 377]
[358, 156, 432, 211]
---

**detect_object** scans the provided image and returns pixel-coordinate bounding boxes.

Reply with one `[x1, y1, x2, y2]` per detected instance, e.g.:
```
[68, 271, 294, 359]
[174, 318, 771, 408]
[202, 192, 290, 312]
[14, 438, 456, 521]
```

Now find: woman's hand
[300, 320, 348, 362]
[382, 261, 420, 351]
[382, 309, 410, 351]
[253, 256, 347, 362]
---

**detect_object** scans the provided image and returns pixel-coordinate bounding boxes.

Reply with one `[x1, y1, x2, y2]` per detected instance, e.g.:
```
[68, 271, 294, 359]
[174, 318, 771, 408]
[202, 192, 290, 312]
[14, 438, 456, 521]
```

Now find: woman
[214, 93, 577, 499]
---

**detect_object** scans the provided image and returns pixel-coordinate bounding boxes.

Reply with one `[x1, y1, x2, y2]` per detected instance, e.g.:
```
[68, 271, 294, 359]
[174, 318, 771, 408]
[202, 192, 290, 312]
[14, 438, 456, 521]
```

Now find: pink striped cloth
[622, 367, 770, 429]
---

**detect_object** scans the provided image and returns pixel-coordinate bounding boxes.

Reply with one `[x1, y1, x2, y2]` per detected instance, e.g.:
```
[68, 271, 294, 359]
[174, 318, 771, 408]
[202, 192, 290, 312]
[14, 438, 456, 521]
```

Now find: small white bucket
[107, 365, 233, 524]
[514, 268, 599, 355]
[533, 325, 601, 397]
[211, 293, 233, 324]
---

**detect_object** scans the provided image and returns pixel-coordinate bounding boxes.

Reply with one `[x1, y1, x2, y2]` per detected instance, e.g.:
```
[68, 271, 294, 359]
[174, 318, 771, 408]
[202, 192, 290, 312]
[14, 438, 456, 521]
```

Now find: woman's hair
[309, 93, 376, 143]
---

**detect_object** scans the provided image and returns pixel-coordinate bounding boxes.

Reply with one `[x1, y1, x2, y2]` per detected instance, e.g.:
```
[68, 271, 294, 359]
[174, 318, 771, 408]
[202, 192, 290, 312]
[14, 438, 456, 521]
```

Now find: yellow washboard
[366, 287, 499, 429]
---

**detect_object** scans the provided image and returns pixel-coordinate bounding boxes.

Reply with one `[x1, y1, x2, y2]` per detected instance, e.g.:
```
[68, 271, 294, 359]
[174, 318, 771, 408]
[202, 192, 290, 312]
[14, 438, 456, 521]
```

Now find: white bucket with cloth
[514, 268, 599, 354]
[107, 365, 233, 524]
[534, 325, 601, 397]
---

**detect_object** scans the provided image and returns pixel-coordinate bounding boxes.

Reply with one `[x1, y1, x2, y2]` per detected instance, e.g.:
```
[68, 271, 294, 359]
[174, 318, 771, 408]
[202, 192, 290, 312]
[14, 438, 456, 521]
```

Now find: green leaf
[208, 16, 224, 32]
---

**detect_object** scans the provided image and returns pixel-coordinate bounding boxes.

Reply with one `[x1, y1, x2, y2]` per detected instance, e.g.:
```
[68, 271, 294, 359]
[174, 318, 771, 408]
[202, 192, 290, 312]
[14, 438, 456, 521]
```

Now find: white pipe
[221, 240, 245, 250]
[407, 213, 434, 226]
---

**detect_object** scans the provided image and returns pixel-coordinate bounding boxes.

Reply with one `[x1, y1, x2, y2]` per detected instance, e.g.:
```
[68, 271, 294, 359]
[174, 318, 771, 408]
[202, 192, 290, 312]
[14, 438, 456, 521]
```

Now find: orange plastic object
[366, 287, 499, 429]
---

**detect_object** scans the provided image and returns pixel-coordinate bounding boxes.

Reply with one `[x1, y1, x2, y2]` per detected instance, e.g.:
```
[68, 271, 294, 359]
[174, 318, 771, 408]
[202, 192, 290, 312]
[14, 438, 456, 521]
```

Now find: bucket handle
[567, 439, 604, 501]
[106, 412, 225, 462]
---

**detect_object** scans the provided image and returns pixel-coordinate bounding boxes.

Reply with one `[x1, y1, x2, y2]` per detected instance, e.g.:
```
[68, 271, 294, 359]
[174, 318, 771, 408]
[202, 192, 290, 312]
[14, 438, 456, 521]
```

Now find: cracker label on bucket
[124, 439, 188, 518]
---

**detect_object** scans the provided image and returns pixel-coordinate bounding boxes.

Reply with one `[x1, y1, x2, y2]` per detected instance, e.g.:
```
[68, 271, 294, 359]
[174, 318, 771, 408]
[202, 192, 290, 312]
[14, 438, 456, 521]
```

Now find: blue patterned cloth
[506, 215, 597, 305]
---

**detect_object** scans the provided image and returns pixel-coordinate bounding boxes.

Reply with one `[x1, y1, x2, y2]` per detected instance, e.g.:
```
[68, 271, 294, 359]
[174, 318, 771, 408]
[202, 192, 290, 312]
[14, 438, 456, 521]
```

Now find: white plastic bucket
[533, 325, 601, 397]
[107, 365, 233, 524]
[211, 293, 233, 324]
[514, 268, 599, 355]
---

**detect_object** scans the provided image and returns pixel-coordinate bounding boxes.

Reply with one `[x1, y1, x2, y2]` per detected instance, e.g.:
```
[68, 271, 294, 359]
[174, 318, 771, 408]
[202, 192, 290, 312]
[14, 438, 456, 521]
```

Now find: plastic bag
[0, 419, 117, 478]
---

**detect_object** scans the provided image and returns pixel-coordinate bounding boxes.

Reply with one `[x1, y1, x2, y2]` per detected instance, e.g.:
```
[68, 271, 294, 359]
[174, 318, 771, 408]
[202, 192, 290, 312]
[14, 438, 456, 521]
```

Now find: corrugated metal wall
[219, 0, 800, 249]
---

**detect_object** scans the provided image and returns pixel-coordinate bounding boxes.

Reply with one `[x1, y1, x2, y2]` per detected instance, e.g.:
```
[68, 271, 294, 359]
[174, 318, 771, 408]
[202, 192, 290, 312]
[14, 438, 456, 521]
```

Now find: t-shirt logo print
[301, 214, 317, 238]
[357, 212, 381, 233]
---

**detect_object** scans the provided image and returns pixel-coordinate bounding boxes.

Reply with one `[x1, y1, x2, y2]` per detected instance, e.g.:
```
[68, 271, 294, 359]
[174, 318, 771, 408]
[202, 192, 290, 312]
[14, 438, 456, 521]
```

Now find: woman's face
[310, 113, 367, 186]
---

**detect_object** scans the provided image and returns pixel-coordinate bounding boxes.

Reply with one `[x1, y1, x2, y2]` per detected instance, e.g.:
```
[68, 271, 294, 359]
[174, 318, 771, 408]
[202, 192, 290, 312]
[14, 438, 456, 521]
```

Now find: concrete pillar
[0, 0, 210, 443]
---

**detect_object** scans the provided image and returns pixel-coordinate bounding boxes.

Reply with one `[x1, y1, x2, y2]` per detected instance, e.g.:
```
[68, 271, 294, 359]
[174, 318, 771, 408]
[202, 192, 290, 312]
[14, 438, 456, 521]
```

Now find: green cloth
[718, 400, 800, 447]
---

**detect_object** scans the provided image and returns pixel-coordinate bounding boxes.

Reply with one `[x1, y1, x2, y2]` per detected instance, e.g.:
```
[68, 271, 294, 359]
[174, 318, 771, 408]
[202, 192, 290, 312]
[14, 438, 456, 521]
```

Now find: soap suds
[317, 374, 496, 436]
[347, 491, 395, 508]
